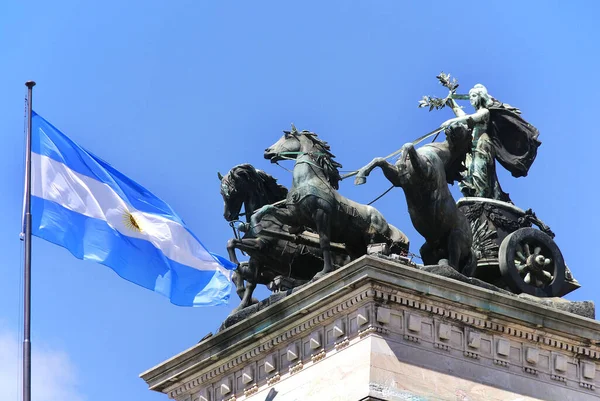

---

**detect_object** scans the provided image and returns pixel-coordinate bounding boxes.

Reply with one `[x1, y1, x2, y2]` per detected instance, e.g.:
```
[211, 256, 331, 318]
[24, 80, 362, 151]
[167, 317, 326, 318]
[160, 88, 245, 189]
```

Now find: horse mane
[301, 131, 343, 190]
[255, 169, 288, 202]
[229, 163, 288, 203]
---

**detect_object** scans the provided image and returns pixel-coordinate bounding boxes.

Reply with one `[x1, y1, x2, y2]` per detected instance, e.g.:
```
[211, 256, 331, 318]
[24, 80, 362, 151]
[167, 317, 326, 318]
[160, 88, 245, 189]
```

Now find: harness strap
[275, 151, 327, 171]
[294, 159, 323, 170]
[340, 126, 445, 180]
[367, 185, 394, 205]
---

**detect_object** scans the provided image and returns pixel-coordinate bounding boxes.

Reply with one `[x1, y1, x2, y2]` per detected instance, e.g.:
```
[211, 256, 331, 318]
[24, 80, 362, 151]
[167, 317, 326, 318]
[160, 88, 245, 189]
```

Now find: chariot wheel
[498, 227, 565, 297]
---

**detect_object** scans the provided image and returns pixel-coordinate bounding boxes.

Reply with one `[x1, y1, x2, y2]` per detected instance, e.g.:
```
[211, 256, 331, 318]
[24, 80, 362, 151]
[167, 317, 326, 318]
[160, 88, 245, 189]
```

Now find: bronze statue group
[220, 74, 576, 313]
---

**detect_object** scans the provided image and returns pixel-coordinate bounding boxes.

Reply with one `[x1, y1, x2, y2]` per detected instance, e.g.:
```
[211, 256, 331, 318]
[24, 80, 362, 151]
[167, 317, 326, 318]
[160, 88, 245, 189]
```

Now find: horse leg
[252, 203, 297, 226]
[227, 238, 268, 304]
[251, 204, 271, 224]
[313, 208, 333, 278]
[252, 205, 298, 228]
[233, 238, 267, 254]
[231, 269, 245, 300]
[461, 251, 477, 278]
[446, 229, 468, 273]
[227, 237, 268, 265]
[355, 157, 385, 185]
[420, 241, 444, 266]
[252, 205, 308, 238]
[233, 259, 260, 312]
[227, 238, 241, 266]
[360, 207, 386, 249]
[447, 227, 476, 276]
[355, 157, 403, 187]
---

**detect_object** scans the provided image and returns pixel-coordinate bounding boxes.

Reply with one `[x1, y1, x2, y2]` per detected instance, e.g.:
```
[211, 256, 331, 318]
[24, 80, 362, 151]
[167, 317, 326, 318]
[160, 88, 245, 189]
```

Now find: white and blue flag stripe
[30, 111, 235, 306]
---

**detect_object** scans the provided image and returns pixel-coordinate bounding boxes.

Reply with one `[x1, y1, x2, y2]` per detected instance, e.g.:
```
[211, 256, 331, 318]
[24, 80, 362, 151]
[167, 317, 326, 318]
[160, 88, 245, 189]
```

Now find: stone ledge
[418, 263, 594, 319]
[140, 256, 599, 398]
[220, 258, 593, 332]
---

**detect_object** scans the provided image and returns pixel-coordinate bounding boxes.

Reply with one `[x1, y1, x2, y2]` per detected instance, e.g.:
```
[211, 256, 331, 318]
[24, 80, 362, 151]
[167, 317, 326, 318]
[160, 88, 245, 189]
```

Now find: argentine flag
[30, 111, 235, 306]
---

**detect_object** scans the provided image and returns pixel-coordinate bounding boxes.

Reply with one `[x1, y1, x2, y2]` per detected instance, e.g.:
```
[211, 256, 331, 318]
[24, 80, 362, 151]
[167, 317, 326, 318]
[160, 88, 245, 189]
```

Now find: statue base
[141, 256, 600, 401]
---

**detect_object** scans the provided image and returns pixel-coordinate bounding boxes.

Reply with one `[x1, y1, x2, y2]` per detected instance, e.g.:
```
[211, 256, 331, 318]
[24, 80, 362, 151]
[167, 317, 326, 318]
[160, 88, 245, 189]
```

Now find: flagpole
[23, 80, 35, 401]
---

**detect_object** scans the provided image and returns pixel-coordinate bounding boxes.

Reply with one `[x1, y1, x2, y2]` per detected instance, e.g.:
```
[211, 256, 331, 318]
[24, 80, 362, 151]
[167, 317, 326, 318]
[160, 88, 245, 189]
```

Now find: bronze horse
[219, 164, 349, 311]
[355, 124, 475, 275]
[253, 126, 410, 279]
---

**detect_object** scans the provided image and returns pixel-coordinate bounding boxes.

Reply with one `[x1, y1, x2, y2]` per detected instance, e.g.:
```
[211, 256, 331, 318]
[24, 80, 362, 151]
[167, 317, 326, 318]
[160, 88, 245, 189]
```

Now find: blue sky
[1, 1, 599, 400]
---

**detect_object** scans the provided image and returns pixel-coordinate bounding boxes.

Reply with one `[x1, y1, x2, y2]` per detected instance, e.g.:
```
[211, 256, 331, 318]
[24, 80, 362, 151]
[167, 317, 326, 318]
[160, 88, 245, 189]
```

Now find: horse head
[219, 164, 288, 222]
[219, 167, 246, 221]
[395, 123, 472, 188]
[443, 123, 472, 183]
[264, 125, 343, 189]
[394, 143, 431, 188]
[264, 124, 304, 163]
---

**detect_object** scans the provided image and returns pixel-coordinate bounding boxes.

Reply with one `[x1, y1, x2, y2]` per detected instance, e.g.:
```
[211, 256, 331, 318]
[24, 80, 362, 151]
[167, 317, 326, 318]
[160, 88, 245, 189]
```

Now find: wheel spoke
[502, 229, 561, 295]
[516, 243, 523, 254]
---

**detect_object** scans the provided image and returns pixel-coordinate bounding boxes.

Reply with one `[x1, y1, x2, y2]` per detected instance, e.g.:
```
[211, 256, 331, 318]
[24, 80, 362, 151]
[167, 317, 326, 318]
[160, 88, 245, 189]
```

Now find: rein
[271, 126, 445, 206]
[274, 150, 333, 189]
[367, 185, 394, 205]
[339, 126, 445, 180]
[274, 149, 393, 205]
[276, 151, 327, 170]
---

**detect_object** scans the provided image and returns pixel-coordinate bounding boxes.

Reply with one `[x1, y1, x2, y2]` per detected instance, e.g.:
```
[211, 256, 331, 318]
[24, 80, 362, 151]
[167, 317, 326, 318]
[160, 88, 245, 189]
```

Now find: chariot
[458, 197, 579, 297]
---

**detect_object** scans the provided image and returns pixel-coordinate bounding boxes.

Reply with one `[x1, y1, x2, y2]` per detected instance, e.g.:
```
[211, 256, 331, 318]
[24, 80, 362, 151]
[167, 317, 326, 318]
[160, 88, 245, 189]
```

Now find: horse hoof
[311, 271, 330, 282]
[354, 176, 367, 186]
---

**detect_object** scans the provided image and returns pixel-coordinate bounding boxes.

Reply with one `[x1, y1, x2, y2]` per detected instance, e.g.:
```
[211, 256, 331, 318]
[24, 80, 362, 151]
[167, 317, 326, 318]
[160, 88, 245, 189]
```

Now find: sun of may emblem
[121, 207, 143, 233]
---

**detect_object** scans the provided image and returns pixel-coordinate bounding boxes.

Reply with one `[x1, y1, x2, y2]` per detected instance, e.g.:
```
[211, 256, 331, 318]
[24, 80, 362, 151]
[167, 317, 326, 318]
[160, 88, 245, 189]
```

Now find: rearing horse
[355, 124, 475, 275]
[220, 164, 350, 311]
[253, 126, 409, 278]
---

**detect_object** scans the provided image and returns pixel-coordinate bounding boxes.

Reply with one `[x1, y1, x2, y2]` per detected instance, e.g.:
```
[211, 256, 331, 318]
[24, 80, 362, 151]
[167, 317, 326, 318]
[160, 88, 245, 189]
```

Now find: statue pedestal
[140, 256, 600, 401]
